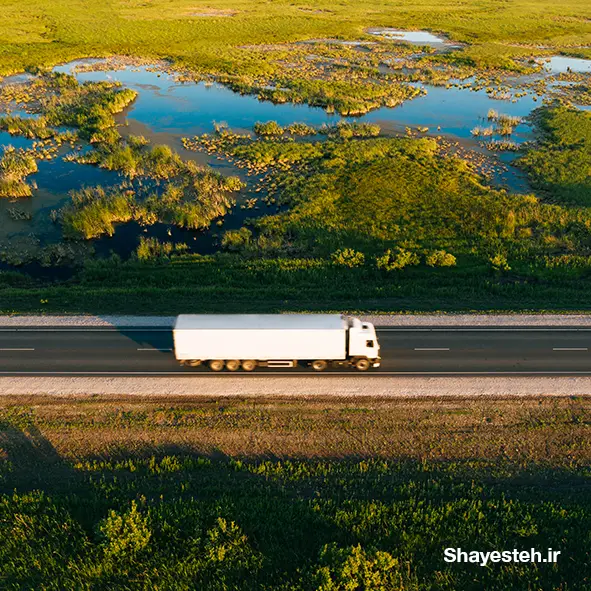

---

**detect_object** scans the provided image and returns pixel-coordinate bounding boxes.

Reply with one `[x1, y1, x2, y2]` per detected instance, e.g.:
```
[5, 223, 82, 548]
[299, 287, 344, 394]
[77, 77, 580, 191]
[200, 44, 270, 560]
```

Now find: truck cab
[347, 317, 381, 368]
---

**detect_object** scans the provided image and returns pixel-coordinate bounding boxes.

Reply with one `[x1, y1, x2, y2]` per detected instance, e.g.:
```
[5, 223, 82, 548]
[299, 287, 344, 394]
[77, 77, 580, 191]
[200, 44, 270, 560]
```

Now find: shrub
[98, 501, 151, 559]
[320, 121, 381, 139]
[0, 116, 54, 139]
[253, 121, 284, 136]
[470, 125, 493, 137]
[331, 248, 365, 268]
[489, 253, 511, 271]
[287, 122, 317, 136]
[376, 248, 420, 271]
[426, 250, 457, 267]
[310, 544, 410, 591]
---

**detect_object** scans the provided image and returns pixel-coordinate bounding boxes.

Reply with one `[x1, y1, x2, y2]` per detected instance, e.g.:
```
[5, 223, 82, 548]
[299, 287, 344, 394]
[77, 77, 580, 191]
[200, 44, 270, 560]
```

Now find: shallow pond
[367, 29, 454, 46]
[58, 62, 538, 193]
[543, 56, 591, 74]
[59, 62, 538, 146]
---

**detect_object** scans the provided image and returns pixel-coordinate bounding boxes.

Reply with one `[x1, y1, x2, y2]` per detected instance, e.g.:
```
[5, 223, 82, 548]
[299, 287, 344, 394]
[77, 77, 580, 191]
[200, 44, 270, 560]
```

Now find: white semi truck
[173, 314, 381, 371]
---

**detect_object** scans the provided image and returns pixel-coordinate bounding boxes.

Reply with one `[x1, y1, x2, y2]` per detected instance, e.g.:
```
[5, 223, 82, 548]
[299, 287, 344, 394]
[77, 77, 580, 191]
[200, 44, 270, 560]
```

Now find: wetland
[0, 17, 590, 312]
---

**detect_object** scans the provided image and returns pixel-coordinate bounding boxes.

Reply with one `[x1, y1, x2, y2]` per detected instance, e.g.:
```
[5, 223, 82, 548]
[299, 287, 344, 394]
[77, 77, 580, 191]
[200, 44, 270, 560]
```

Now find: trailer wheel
[312, 359, 328, 372]
[209, 360, 225, 372]
[241, 360, 257, 372]
[186, 359, 202, 367]
[226, 359, 240, 372]
[355, 358, 371, 371]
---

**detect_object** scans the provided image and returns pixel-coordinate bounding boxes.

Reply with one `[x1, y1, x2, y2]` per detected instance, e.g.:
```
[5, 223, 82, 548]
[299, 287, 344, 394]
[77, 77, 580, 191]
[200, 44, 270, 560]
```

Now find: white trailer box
[173, 314, 347, 362]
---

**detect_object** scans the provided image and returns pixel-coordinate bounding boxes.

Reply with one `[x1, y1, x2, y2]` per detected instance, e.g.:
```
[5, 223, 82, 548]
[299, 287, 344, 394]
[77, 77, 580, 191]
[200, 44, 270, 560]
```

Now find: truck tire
[226, 359, 240, 372]
[355, 358, 371, 371]
[312, 359, 328, 372]
[185, 359, 202, 367]
[209, 360, 225, 372]
[241, 360, 257, 372]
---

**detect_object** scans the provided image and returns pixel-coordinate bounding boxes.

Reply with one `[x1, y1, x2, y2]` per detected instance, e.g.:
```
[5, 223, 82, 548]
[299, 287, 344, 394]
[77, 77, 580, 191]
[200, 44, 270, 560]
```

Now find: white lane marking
[0, 348, 35, 351]
[553, 347, 588, 351]
[137, 348, 172, 352]
[414, 347, 450, 351]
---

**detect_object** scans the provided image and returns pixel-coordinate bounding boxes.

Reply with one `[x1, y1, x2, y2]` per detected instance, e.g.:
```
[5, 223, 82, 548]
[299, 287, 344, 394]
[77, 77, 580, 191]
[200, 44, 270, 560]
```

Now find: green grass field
[1, 396, 590, 589]
[1, 0, 590, 78]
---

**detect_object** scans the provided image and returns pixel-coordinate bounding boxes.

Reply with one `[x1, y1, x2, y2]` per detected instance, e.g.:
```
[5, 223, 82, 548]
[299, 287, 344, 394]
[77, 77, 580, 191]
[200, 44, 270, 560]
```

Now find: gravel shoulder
[2, 314, 591, 327]
[0, 376, 590, 397]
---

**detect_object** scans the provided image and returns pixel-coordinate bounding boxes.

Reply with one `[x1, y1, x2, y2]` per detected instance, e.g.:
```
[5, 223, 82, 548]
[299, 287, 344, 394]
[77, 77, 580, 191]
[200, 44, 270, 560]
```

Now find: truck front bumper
[372, 357, 381, 368]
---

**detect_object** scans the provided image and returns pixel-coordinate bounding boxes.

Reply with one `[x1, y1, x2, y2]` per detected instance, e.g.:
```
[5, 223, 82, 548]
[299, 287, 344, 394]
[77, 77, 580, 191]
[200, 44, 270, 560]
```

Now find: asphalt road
[2, 326, 591, 376]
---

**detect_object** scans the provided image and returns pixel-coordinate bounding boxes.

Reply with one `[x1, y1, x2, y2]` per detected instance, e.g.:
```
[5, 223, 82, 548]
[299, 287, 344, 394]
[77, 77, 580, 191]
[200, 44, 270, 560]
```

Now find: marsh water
[1, 45, 590, 268]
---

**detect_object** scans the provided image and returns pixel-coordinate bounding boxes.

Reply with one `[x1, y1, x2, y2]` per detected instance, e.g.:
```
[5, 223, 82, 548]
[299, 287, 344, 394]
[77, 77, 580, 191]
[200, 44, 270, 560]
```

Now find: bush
[253, 121, 284, 136]
[376, 247, 420, 271]
[331, 248, 365, 268]
[311, 544, 410, 591]
[320, 121, 381, 139]
[490, 253, 511, 271]
[287, 122, 317, 136]
[98, 501, 151, 559]
[426, 250, 457, 267]
[0, 147, 38, 198]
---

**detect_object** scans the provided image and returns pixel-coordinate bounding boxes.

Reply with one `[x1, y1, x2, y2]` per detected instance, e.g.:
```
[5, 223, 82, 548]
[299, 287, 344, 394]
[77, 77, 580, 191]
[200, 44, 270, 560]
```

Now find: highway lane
[1, 326, 591, 375]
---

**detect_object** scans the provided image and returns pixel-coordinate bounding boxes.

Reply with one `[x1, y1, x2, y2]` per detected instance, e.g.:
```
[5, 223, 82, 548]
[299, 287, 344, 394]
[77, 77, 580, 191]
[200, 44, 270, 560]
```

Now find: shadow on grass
[0, 419, 84, 494]
[1, 422, 591, 589]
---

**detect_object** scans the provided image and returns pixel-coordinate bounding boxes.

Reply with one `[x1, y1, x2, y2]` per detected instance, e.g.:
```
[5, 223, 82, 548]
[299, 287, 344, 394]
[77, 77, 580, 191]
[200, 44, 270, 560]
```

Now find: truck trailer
[173, 314, 381, 371]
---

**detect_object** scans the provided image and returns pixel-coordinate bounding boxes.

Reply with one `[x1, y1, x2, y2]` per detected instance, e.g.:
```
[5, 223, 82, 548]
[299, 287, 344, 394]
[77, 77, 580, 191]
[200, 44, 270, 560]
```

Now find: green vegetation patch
[0, 147, 38, 198]
[0, 396, 590, 589]
[198, 133, 591, 273]
[519, 106, 591, 206]
[1, 0, 590, 76]
[60, 155, 242, 239]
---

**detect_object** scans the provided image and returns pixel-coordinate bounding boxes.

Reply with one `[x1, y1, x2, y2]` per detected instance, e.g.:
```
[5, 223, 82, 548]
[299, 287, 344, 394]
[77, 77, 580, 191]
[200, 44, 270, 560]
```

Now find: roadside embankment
[0, 376, 590, 397]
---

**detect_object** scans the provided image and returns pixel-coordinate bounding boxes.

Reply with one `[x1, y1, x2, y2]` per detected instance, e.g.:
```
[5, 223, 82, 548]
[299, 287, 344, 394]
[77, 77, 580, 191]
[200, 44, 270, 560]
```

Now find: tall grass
[519, 106, 591, 205]
[0, 147, 38, 198]
[61, 186, 134, 239]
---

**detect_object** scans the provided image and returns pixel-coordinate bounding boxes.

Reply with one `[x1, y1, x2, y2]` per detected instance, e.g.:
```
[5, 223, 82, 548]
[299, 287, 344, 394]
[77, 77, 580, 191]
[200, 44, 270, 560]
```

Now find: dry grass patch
[187, 8, 239, 17]
[1, 395, 589, 464]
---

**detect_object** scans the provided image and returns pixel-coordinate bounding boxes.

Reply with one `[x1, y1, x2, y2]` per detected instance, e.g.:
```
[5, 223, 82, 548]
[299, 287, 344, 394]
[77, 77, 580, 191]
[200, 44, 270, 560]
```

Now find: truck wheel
[209, 360, 225, 372]
[312, 360, 328, 372]
[226, 360, 240, 372]
[355, 358, 371, 371]
[186, 359, 202, 367]
[241, 360, 257, 372]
